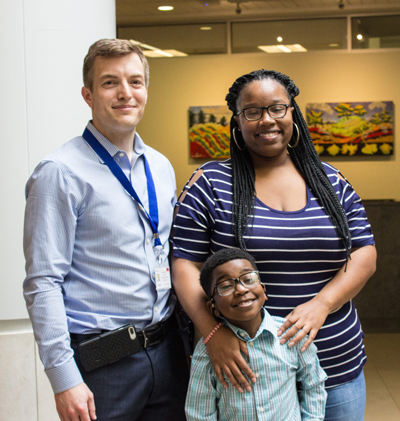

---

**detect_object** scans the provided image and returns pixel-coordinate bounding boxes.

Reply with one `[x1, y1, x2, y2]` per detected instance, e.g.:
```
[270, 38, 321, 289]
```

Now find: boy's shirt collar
[223, 308, 279, 342]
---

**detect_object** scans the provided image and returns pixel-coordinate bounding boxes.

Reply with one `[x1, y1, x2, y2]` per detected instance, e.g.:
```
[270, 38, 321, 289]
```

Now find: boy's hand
[205, 326, 256, 393]
[277, 299, 330, 352]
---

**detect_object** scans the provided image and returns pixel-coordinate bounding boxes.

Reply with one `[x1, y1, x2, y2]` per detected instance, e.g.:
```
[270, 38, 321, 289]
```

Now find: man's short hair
[83, 38, 150, 91]
[200, 248, 258, 299]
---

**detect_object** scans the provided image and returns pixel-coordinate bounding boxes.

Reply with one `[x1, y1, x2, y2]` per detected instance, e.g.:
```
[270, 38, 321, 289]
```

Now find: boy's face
[210, 258, 267, 333]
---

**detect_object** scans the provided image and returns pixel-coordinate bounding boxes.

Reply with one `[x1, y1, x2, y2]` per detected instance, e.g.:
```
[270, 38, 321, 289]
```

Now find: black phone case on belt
[78, 324, 141, 372]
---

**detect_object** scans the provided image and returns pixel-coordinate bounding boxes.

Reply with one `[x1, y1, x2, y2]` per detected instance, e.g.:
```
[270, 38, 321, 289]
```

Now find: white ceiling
[116, 0, 400, 27]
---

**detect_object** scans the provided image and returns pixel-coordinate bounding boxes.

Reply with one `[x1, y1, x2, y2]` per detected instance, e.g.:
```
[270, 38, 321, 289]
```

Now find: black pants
[72, 327, 189, 421]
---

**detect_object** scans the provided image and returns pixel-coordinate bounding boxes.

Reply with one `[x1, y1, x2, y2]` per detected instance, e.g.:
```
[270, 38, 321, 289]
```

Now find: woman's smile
[234, 79, 294, 160]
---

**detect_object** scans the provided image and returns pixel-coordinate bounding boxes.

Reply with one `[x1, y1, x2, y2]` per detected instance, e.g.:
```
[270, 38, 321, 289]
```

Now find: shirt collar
[86, 121, 146, 163]
[224, 307, 278, 342]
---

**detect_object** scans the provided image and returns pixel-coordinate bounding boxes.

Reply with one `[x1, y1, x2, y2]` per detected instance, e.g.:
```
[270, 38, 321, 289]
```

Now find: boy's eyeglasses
[213, 271, 261, 296]
[237, 104, 289, 121]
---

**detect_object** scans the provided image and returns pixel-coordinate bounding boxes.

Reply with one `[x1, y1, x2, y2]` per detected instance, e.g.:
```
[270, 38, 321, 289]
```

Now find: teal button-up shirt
[185, 308, 327, 421]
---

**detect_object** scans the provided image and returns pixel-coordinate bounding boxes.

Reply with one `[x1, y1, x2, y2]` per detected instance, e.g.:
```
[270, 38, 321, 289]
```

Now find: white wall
[0, 0, 115, 419]
[0, 0, 116, 321]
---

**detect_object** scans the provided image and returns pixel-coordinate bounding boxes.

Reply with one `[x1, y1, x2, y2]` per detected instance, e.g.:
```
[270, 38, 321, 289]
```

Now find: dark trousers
[72, 327, 189, 421]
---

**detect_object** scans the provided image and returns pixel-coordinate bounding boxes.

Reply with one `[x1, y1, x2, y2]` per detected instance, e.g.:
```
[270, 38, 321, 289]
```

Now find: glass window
[351, 15, 400, 49]
[232, 18, 347, 53]
[118, 23, 227, 56]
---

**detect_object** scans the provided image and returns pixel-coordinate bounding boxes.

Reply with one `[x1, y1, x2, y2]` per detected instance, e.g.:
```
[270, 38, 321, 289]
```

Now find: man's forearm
[24, 278, 83, 393]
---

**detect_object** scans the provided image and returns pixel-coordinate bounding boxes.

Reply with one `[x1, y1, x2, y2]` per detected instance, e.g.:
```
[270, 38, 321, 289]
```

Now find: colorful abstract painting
[306, 101, 394, 156]
[189, 106, 231, 159]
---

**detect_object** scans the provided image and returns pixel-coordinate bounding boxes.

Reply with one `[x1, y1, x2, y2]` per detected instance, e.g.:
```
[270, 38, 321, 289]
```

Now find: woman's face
[234, 78, 294, 161]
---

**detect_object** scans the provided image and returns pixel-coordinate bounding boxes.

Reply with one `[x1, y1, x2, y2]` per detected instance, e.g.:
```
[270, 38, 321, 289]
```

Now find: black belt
[70, 315, 176, 349]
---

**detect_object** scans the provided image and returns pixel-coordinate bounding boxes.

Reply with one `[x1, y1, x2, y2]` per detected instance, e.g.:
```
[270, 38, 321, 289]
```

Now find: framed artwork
[306, 101, 394, 156]
[189, 105, 231, 159]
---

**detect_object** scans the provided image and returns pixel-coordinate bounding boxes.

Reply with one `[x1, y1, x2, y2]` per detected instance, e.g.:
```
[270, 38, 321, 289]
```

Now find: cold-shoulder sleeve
[173, 165, 218, 262]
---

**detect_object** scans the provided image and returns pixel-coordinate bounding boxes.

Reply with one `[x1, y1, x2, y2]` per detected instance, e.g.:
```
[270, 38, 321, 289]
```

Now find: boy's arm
[296, 340, 328, 421]
[185, 345, 219, 421]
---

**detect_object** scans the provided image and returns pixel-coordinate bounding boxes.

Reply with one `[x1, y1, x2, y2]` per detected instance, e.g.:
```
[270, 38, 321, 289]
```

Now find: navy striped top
[173, 159, 375, 388]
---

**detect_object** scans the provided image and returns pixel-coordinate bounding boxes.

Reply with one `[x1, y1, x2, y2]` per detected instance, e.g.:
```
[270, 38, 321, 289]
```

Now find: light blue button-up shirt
[23, 122, 177, 393]
[185, 308, 327, 421]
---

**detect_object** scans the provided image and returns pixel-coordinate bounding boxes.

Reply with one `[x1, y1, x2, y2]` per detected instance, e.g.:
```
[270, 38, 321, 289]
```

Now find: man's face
[82, 53, 148, 141]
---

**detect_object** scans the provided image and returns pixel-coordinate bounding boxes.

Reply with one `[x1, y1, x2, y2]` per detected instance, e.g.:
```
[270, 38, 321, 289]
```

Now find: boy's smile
[210, 258, 267, 338]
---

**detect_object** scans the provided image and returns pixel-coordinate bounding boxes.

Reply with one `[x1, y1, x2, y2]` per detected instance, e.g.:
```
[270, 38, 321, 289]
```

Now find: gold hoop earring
[232, 127, 246, 151]
[288, 123, 300, 149]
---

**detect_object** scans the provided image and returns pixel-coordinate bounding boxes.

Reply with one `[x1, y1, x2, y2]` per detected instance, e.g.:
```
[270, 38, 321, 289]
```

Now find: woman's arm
[172, 256, 256, 392]
[277, 245, 377, 351]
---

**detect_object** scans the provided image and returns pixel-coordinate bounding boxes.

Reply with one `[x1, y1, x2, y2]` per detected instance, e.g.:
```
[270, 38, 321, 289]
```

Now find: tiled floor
[364, 333, 400, 420]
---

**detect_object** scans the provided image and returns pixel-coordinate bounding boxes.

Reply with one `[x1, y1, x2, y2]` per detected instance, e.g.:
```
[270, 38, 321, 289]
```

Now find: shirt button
[146, 238, 150, 244]
[240, 332, 246, 338]
[255, 373, 260, 378]
[259, 407, 265, 413]
[248, 342, 254, 347]
[155, 307, 158, 312]
[119, 152, 124, 157]
[152, 274, 155, 280]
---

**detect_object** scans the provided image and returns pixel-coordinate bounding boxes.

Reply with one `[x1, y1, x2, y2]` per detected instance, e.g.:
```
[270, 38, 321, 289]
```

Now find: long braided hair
[225, 69, 352, 262]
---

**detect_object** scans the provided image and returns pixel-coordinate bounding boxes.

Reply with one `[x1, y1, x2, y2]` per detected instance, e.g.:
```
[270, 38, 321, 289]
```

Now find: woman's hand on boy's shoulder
[205, 326, 257, 393]
[277, 299, 330, 352]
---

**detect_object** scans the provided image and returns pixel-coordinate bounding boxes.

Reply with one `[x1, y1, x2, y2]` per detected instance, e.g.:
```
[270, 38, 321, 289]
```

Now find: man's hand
[55, 383, 96, 421]
[206, 326, 256, 393]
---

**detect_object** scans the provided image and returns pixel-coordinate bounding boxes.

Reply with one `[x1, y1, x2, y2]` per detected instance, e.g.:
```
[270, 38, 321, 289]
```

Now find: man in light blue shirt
[23, 39, 188, 421]
[185, 248, 327, 421]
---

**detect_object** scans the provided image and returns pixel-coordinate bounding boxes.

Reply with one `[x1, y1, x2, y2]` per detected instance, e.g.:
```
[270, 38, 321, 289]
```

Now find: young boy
[185, 248, 327, 421]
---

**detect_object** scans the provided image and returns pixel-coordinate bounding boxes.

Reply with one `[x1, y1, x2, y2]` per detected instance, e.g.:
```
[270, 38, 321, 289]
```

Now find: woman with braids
[172, 69, 376, 420]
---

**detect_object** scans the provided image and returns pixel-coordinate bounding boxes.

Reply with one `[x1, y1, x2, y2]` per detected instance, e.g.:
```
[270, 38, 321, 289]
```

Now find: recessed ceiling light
[277, 45, 291, 53]
[287, 44, 307, 52]
[357, 34, 363, 40]
[158, 6, 174, 11]
[277, 37, 283, 42]
[258, 44, 307, 53]
[130, 39, 187, 58]
[200, 26, 212, 30]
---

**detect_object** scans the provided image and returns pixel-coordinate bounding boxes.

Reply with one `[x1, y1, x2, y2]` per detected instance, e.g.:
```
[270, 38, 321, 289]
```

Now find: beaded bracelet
[203, 322, 223, 344]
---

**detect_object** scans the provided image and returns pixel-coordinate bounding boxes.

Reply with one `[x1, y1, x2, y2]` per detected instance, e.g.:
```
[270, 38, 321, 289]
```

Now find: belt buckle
[142, 325, 162, 349]
[142, 330, 149, 348]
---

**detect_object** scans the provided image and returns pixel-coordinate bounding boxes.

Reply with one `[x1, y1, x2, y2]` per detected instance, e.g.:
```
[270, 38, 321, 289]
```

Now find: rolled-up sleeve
[296, 340, 327, 420]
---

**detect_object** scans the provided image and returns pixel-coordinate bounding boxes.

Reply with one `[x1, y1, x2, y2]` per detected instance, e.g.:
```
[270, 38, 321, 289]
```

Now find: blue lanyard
[83, 128, 162, 250]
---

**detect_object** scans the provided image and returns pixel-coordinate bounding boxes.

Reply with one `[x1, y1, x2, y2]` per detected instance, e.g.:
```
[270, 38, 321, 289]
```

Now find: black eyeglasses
[237, 104, 290, 121]
[213, 271, 261, 297]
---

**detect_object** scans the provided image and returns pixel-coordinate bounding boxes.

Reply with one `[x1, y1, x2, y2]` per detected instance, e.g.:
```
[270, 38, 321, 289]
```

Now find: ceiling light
[277, 45, 291, 53]
[130, 39, 187, 58]
[145, 50, 173, 58]
[143, 50, 187, 58]
[287, 44, 307, 52]
[329, 43, 339, 47]
[277, 37, 283, 42]
[164, 49, 188, 57]
[258, 44, 307, 53]
[158, 6, 174, 11]
[200, 26, 212, 30]
[357, 34, 363, 40]
[258, 45, 282, 53]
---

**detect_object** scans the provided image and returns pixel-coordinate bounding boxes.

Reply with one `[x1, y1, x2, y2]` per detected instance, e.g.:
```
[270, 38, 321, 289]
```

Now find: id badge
[155, 266, 172, 290]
